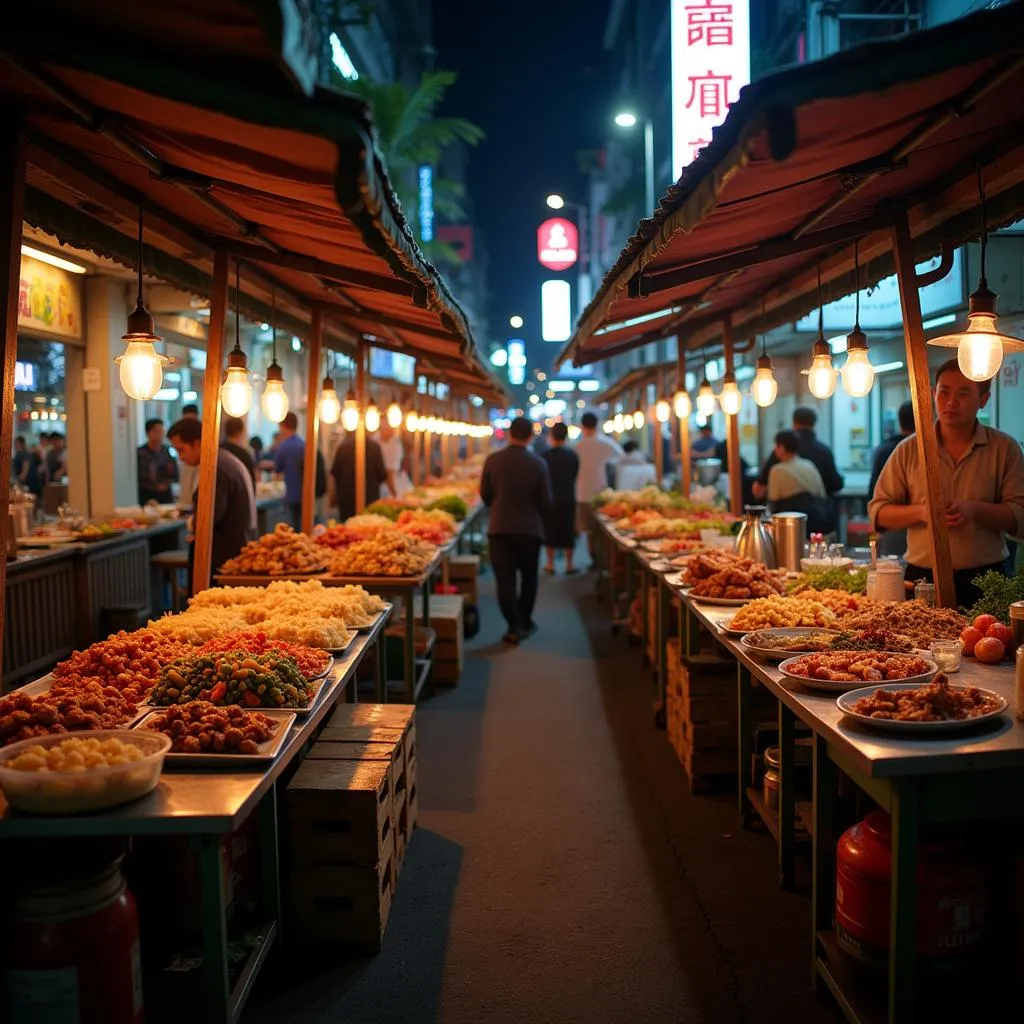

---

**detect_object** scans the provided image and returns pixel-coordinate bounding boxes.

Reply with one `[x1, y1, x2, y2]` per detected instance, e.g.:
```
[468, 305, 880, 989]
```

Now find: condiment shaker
[1010, 601, 1024, 658]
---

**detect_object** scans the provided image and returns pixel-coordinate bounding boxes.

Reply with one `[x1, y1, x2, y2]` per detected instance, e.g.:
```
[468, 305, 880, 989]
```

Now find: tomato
[973, 614, 1000, 634]
[974, 637, 1005, 664]
[986, 623, 1014, 651]
[961, 627, 983, 656]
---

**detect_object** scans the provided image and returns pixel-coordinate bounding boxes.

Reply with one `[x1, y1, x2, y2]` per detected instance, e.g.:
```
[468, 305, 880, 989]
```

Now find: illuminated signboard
[14, 361, 36, 390]
[541, 280, 572, 342]
[670, 0, 750, 178]
[507, 339, 526, 386]
[369, 348, 416, 385]
[418, 166, 434, 243]
[795, 250, 964, 332]
[536, 218, 578, 271]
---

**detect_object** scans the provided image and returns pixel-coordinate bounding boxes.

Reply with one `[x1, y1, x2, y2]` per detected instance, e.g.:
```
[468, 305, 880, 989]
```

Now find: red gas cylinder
[835, 809, 989, 971]
[3, 859, 144, 1022]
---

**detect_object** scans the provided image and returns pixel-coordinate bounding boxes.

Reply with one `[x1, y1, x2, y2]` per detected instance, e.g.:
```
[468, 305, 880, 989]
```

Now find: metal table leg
[778, 702, 796, 889]
[812, 734, 839, 993]
[657, 578, 669, 707]
[404, 592, 415, 702]
[684, 602, 701, 657]
[259, 788, 280, 940]
[738, 663, 753, 827]
[373, 631, 386, 703]
[889, 781, 920, 1023]
[640, 563, 650, 658]
[422, 580, 431, 627]
[195, 832, 229, 1023]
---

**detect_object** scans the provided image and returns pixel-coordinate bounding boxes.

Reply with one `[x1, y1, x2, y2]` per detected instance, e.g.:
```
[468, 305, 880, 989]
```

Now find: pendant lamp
[804, 265, 838, 400]
[927, 170, 1024, 380]
[695, 351, 716, 418]
[841, 241, 875, 398]
[116, 208, 170, 400]
[260, 284, 289, 422]
[386, 393, 403, 429]
[405, 408, 420, 432]
[750, 294, 778, 408]
[341, 365, 360, 432]
[719, 371, 743, 416]
[220, 261, 254, 416]
[655, 399, 670, 423]
[318, 350, 341, 424]
[364, 394, 381, 434]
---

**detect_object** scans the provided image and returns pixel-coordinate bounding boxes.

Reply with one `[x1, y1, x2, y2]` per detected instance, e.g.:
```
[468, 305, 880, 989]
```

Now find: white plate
[835, 682, 1008, 733]
[132, 708, 296, 766]
[778, 656, 940, 694]
[740, 628, 842, 661]
[664, 572, 689, 589]
[17, 534, 76, 547]
[648, 559, 673, 573]
[688, 594, 751, 607]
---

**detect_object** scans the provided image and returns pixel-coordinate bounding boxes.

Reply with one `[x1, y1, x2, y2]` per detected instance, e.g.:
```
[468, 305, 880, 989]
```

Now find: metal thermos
[770, 512, 807, 573]
[733, 506, 776, 568]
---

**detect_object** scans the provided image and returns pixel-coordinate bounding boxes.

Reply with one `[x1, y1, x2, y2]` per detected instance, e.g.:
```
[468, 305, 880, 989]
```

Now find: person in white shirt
[766, 430, 830, 534]
[377, 422, 410, 498]
[175, 403, 200, 511]
[616, 440, 657, 491]
[574, 411, 623, 563]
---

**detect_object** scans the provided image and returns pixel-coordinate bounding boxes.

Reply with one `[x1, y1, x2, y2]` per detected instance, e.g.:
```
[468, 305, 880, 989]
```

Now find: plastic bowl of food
[0, 730, 170, 815]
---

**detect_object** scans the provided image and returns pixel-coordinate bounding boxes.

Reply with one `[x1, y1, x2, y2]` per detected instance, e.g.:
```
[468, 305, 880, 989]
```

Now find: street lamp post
[614, 111, 655, 215]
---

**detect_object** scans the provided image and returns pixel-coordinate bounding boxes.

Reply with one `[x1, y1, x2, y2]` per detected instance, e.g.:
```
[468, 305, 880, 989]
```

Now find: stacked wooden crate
[417, 594, 464, 685]
[666, 650, 737, 792]
[645, 579, 658, 662]
[284, 704, 417, 950]
[447, 554, 480, 605]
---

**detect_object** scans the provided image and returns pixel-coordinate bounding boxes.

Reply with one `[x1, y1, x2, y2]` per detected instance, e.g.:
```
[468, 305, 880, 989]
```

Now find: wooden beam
[654, 371, 664, 487]
[722, 320, 743, 516]
[677, 346, 691, 497]
[412, 422, 423, 486]
[355, 341, 367, 513]
[0, 122, 26, 678]
[891, 212, 955, 608]
[193, 249, 230, 593]
[302, 308, 324, 535]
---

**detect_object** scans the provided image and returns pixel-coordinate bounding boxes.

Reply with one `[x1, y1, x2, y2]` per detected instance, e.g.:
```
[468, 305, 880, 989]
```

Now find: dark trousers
[905, 561, 1005, 611]
[489, 533, 541, 632]
[287, 502, 302, 530]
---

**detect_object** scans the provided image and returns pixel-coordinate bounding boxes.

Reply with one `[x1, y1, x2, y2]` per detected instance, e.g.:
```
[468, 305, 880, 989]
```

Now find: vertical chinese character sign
[670, 0, 750, 179]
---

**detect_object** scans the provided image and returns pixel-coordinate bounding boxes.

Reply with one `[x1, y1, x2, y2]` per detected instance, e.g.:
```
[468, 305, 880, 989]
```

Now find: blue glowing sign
[418, 165, 434, 243]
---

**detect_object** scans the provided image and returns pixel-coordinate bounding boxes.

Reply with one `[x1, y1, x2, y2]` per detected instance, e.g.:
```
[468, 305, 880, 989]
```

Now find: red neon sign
[537, 218, 578, 271]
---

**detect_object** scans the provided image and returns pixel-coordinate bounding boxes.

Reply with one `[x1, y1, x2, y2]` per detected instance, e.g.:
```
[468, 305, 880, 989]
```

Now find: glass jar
[929, 639, 963, 673]
[1009, 601, 1024, 659]
[914, 580, 936, 607]
[1016, 646, 1024, 723]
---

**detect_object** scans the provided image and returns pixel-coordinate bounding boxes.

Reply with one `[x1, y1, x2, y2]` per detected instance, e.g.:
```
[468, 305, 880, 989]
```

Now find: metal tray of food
[687, 593, 751, 607]
[132, 708, 297, 767]
[740, 628, 843, 661]
[778, 655, 939, 694]
[836, 681, 1007, 733]
[357, 604, 393, 633]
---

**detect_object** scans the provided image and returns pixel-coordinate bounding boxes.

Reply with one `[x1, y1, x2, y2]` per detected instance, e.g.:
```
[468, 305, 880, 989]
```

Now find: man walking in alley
[481, 416, 553, 644]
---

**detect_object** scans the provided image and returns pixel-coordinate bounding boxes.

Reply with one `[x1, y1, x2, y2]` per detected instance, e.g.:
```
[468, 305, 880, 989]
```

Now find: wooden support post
[891, 213, 956, 608]
[412, 425, 423, 486]
[0, 123, 25, 675]
[193, 250, 230, 593]
[677, 347, 691, 498]
[655, 372, 664, 486]
[355, 342, 367, 513]
[722, 320, 743, 516]
[301, 309, 324, 535]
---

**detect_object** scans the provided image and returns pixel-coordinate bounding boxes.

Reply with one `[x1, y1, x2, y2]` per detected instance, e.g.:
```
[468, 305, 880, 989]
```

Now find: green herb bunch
[968, 567, 1024, 624]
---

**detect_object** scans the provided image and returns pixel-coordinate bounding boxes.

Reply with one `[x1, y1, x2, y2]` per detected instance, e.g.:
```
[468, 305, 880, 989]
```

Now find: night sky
[432, 0, 611, 370]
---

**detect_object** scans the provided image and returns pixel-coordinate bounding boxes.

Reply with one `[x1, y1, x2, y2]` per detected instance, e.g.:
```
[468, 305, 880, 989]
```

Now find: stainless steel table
[0, 611, 390, 1023]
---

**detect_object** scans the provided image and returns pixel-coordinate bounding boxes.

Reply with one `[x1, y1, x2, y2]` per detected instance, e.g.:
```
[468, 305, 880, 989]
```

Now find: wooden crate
[323, 704, 416, 783]
[448, 554, 480, 604]
[404, 740, 419, 841]
[287, 829, 395, 951]
[417, 595, 464, 686]
[286, 757, 395, 867]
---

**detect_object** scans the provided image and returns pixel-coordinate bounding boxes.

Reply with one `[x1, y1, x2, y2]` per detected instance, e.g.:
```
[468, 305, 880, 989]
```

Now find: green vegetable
[968, 567, 1024, 623]
[786, 567, 868, 595]
[426, 494, 469, 520]
[365, 501, 403, 521]
[149, 651, 313, 709]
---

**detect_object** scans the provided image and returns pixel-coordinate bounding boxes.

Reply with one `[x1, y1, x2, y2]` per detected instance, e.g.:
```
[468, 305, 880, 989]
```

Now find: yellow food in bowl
[5, 736, 146, 772]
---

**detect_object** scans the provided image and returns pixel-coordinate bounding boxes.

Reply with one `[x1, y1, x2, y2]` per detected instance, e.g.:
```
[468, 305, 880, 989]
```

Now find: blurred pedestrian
[176, 404, 200, 511]
[541, 423, 579, 575]
[13, 436, 42, 497]
[137, 419, 178, 506]
[221, 416, 257, 489]
[330, 431, 391, 522]
[574, 411, 622, 567]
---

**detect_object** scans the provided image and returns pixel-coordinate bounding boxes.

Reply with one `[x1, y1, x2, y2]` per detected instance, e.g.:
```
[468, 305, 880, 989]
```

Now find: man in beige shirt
[767, 430, 830, 535]
[868, 359, 1024, 608]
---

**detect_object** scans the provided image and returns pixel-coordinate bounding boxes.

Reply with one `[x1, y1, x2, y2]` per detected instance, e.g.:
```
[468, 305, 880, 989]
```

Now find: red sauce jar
[3, 859, 144, 1023]
[835, 809, 989, 973]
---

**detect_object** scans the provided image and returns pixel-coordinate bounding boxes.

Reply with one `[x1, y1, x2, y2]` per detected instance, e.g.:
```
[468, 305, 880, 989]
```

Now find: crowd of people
[12, 431, 66, 497]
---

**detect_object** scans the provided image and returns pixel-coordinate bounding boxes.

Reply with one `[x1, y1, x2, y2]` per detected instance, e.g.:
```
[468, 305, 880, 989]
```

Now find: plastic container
[835, 810, 989, 972]
[0, 730, 169, 814]
[875, 560, 906, 602]
[4, 858, 143, 1022]
[929, 639, 963, 673]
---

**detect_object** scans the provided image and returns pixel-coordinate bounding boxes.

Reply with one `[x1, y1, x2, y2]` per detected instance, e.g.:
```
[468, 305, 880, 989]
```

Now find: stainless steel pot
[694, 458, 722, 486]
[769, 512, 807, 573]
[734, 505, 776, 568]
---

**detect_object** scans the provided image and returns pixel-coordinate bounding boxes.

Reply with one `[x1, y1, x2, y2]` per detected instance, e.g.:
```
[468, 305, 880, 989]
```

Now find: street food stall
[563, 7, 1024, 1022]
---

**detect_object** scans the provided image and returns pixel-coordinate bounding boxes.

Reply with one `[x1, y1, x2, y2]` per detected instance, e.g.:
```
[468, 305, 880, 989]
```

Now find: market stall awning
[560, 4, 1024, 366]
[591, 361, 677, 407]
[0, 5, 499, 393]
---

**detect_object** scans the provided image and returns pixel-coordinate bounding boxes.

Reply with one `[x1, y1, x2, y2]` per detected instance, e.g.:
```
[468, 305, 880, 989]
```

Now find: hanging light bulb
[695, 378, 716, 418]
[386, 393, 403, 429]
[634, 409, 645, 428]
[624, 413, 635, 431]
[613, 412, 624, 433]
[260, 284, 289, 422]
[405, 409, 419, 432]
[804, 265, 838, 400]
[927, 172, 1024, 380]
[841, 241, 875, 398]
[341, 383, 360, 432]
[718, 371, 743, 416]
[319, 373, 341, 424]
[115, 209, 170, 400]
[220, 261, 253, 416]
[750, 296, 778, 408]
[603, 420, 614, 434]
[673, 389, 691, 419]
[364, 394, 381, 433]
[655, 399, 670, 423]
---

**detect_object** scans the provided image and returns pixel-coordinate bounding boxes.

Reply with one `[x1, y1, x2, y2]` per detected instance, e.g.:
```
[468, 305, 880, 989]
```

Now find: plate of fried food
[683, 553, 787, 605]
[779, 651, 939, 693]
[836, 675, 1007, 733]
